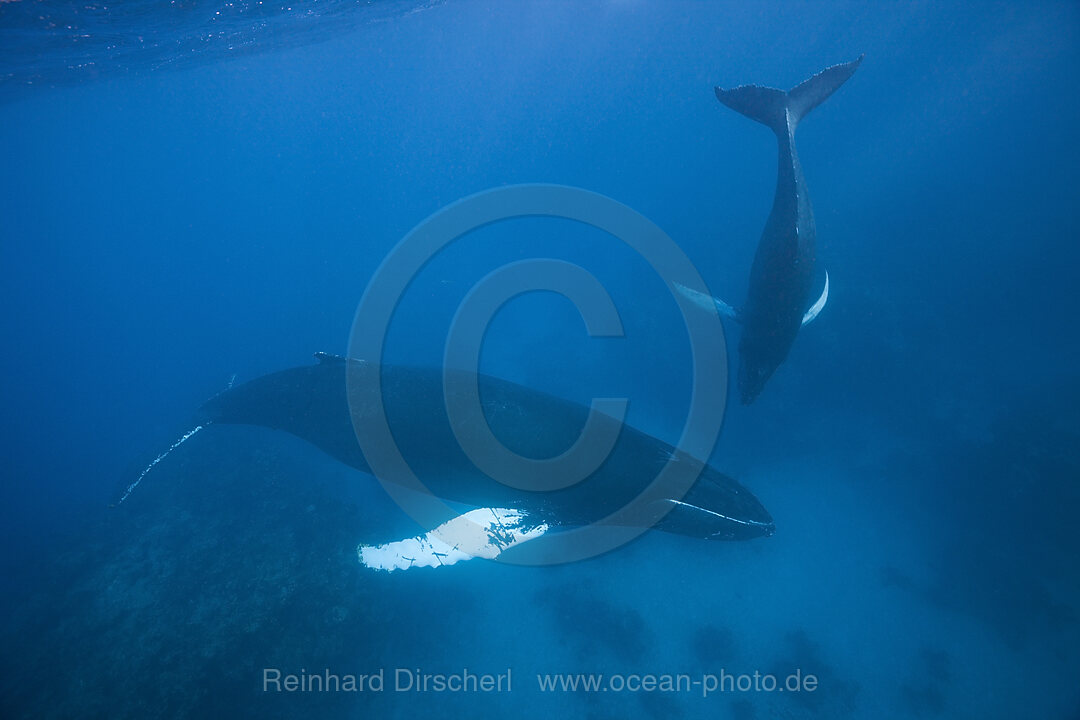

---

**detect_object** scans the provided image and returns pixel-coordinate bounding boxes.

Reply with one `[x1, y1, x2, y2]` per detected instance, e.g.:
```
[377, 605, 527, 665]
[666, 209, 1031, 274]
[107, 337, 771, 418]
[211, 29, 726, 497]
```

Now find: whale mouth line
[662, 498, 775, 533]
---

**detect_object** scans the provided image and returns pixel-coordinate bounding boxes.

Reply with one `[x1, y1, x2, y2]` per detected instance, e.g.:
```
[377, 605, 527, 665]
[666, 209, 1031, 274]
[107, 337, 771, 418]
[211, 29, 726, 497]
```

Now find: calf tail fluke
[715, 55, 863, 136]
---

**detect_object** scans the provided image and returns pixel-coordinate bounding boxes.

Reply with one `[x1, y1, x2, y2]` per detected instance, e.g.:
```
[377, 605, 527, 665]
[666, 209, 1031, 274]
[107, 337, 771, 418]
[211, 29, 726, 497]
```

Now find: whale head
[652, 469, 775, 540]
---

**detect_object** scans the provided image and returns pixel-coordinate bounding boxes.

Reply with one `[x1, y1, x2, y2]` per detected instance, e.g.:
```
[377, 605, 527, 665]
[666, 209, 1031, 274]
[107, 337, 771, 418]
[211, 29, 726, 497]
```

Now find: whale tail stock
[714, 56, 863, 137]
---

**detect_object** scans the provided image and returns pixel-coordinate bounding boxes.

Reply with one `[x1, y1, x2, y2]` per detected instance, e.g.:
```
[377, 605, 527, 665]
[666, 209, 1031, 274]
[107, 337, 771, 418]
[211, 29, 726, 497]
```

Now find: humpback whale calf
[679, 57, 862, 403]
[125, 353, 774, 570]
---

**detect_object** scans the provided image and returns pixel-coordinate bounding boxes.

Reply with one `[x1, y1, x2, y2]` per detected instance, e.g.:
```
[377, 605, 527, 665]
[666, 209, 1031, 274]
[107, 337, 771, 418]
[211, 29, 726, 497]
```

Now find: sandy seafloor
[2, 394, 1076, 719]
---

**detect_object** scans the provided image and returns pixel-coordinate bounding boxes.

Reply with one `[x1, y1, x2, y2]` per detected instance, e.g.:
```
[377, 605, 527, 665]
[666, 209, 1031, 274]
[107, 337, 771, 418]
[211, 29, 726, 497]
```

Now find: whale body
[192, 353, 775, 557]
[680, 57, 862, 403]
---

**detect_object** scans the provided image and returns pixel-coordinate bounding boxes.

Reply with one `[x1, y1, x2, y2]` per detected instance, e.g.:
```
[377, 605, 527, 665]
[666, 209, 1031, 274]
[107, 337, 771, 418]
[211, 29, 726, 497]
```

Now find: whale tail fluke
[715, 55, 863, 136]
[713, 84, 789, 133]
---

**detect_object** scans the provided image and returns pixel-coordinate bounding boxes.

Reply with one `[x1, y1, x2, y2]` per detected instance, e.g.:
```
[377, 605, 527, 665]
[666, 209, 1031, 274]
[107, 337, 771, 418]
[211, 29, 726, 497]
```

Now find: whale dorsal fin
[314, 352, 347, 365]
[673, 282, 741, 323]
[802, 271, 829, 326]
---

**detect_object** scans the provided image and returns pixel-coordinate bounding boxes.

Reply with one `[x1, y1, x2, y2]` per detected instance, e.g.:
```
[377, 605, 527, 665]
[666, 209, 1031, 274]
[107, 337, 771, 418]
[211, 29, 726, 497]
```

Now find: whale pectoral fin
[357, 507, 549, 572]
[802, 271, 829, 326]
[673, 282, 740, 322]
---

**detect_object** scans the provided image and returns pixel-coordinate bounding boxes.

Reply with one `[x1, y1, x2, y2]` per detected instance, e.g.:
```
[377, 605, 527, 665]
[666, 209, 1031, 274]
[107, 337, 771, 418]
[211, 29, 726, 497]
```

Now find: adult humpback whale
[679, 57, 862, 404]
[124, 354, 774, 570]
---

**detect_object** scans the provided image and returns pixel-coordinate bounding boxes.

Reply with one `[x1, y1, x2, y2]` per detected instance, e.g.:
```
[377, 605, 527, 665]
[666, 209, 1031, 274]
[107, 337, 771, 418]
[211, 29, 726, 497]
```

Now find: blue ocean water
[1, 1, 1078, 718]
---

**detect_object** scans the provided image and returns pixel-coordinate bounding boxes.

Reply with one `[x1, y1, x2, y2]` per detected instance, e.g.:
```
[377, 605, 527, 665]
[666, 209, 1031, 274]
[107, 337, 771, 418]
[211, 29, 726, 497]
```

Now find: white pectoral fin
[802, 270, 829, 326]
[357, 508, 549, 572]
[673, 282, 739, 322]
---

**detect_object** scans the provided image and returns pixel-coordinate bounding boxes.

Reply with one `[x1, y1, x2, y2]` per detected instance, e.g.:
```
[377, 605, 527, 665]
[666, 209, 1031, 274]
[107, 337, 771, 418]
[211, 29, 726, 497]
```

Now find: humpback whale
[125, 354, 774, 570]
[679, 57, 862, 404]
